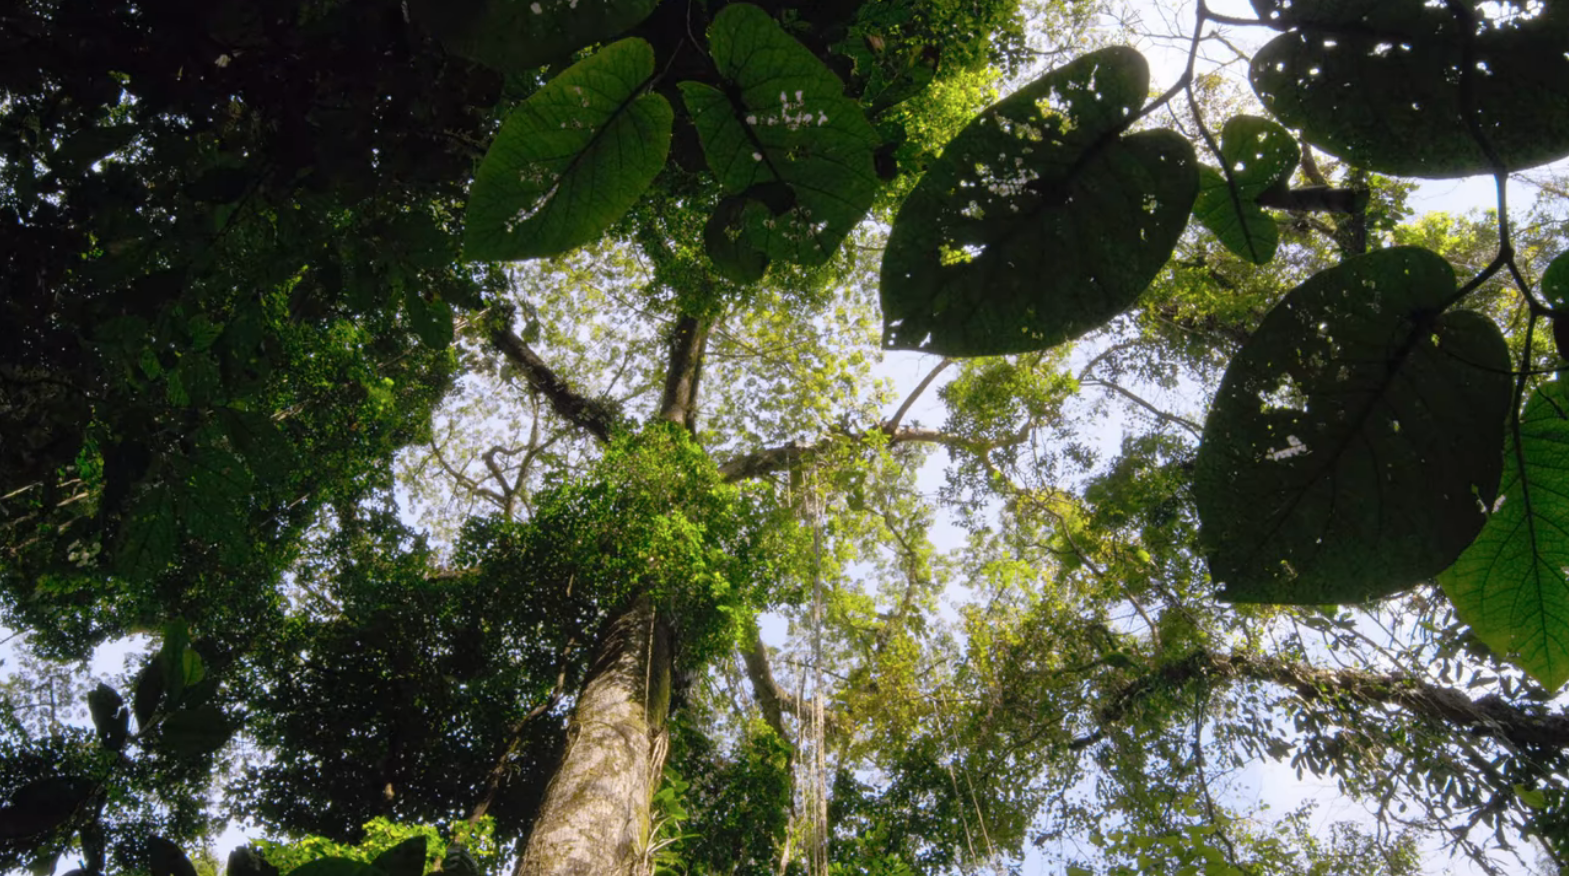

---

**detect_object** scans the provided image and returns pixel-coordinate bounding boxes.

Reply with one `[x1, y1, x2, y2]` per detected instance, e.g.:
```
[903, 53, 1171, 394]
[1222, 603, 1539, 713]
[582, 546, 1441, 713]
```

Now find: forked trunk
[517, 594, 672, 876]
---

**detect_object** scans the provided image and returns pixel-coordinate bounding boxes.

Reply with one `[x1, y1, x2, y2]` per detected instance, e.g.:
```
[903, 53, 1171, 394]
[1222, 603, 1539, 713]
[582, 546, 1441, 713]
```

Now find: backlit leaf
[880, 46, 1197, 356]
[1192, 115, 1298, 264]
[1250, 1, 1569, 177]
[1440, 381, 1569, 689]
[115, 484, 177, 581]
[0, 777, 94, 839]
[1195, 247, 1511, 603]
[149, 836, 198, 876]
[679, 4, 879, 280]
[410, 0, 658, 73]
[160, 706, 232, 756]
[370, 836, 427, 876]
[465, 38, 672, 261]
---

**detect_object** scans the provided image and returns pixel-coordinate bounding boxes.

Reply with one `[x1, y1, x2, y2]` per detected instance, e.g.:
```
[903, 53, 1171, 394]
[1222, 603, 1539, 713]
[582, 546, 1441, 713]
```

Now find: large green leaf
[115, 483, 177, 581]
[149, 836, 198, 876]
[1192, 115, 1298, 265]
[879, 46, 1198, 356]
[1440, 381, 1569, 689]
[1250, 0, 1569, 178]
[371, 838, 427, 876]
[228, 847, 281, 876]
[409, 0, 658, 73]
[679, 4, 879, 281]
[1194, 247, 1511, 603]
[464, 38, 672, 261]
[0, 777, 94, 839]
[160, 706, 232, 756]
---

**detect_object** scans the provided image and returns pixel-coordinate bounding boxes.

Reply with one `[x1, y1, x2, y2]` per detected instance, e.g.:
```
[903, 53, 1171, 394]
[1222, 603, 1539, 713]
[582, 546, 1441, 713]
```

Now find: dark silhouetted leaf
[703, 196, 769, 283]
[148, 836, 197, 876]
[160, 706, 232, 756]
[880, 46, 1198, 356]
[0, 777, 94, 839]
[370, 836, 427, 876]
[1441, 380, 1569, 689]
[288, 858, 382, 876]
[1250, 1, 1569, 177]
[1195, 247, 1511, 603]
[86, 683, 128, 751]
[133, 656, 165, 731]
[404, 290, 455, 349]
[1192, 115, 1298, 264]
[227, 847, 281, 876]
[409, 0, 657, 73]
[679, 4, 879, 280]
[464, 39, 672, 261]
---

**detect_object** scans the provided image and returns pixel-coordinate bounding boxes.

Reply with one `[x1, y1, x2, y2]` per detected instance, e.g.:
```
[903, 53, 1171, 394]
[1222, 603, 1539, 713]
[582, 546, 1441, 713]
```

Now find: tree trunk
[517, 594, 672, 876]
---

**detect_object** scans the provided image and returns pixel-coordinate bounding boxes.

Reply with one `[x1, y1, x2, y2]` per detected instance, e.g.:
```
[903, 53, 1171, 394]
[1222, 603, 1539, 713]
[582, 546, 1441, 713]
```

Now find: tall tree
[4, 1, 1569, 875]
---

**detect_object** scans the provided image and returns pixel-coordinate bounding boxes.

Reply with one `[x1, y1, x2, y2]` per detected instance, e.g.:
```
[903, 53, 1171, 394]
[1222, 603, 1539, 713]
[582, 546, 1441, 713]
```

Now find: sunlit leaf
[1441, 381, 1569, 689]
[880, 46, 1197, 356]
[465, 38, 672, 261]
[1195, 247, 1511, 603]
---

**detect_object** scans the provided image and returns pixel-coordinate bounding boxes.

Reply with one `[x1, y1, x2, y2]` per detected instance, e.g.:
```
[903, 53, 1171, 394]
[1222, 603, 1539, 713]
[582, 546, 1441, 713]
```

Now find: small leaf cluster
[498, 424, 803, 668]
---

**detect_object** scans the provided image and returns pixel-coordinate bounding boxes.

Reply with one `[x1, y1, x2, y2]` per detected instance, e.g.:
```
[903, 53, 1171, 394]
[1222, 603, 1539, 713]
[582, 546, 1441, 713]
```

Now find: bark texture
[517, 595, 672, 876]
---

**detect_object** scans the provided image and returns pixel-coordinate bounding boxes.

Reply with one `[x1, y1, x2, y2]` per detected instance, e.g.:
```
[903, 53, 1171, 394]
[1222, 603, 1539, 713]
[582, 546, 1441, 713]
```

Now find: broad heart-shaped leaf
[408, 0, 657, 73]
[1440, 381, 1569, 689]
[370, 836, 427, 876]
[148, 836, 198, 876]
[879, 46, 1198, 356]
[1544, 250, 1569, 307]
[1250, 2, 1569, 178]
[1192, 115, 1298, 265]
[679, 4, 879, 280]
[227, 847, 281, 876]
[464, 38, 672, 262]
[1194, 247, 1511, 603]
[159, 705, 231, 756]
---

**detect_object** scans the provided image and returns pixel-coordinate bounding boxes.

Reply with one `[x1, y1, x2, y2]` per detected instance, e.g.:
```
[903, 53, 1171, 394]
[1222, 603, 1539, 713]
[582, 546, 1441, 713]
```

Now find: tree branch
[741, 622, 801, 745]
[489, 324, 617, 445]
[1079, 649, 1569, 751]
[719, 425, 991, 481]
[883, 358, 952, 433]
